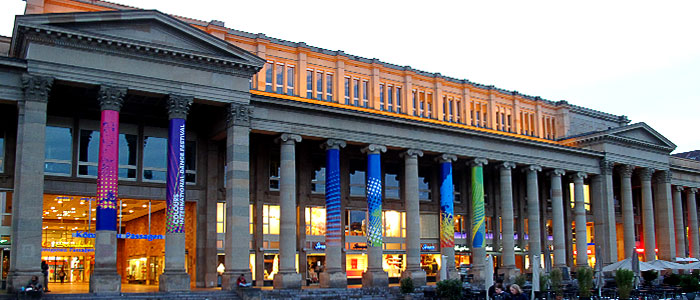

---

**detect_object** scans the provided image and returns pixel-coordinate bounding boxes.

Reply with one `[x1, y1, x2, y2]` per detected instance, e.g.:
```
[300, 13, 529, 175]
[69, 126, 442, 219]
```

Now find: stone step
[4, 291, 240, 300]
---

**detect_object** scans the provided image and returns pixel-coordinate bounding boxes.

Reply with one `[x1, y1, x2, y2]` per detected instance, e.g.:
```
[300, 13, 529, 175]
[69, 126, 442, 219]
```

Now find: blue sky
[2, 0, 698, 153]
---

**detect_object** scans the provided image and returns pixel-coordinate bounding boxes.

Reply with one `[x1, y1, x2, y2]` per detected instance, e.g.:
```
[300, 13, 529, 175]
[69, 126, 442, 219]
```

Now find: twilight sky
[2, 0, 698, 153]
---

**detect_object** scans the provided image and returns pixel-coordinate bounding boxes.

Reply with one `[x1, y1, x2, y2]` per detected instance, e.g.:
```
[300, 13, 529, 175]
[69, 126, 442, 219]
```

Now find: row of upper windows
[44, 122, 197, 183]
[257, 60, 558, 140]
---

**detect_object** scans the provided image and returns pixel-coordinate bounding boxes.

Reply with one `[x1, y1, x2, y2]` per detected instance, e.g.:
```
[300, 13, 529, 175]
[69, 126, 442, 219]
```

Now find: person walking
[58, 267, 66, 284]
[41, 260, 50, 292]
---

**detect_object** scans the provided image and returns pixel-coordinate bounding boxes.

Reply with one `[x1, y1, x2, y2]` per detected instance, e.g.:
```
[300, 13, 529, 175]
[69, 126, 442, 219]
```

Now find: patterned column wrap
[366, 153, 383, 248]
[471, 162, 486, 249]
[325, 147, 342, 246]
[96, 109, 120, 231]
[166, 118, 187, 233]
[439, 157, 455, 248]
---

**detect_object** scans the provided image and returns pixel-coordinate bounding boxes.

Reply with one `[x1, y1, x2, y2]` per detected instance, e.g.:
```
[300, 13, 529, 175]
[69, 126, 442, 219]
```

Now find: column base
[159, 270, 191, 292]
[7, 270, 41, 293]
[273, 271, 302, 289]
[437, 269, 460, 282]
[401, 269, 427, 287]
[498, 266, 521, 284]
[362, 269, 388, 287]
[204, 272, 218, 288]
[468, 265, 486, 289]
[319, 270, 347, 288]
[222, 270, 252, 291]
[89, 270, 121, 294]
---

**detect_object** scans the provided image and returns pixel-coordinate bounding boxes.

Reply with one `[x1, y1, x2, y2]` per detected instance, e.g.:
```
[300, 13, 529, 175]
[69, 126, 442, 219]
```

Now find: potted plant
[615, 269, 634, 300]
[514, 274, 527, 288]
[641, 270, 658, 287]
[436, 279, 462, 300]
[400, 277, 416, 299]
[680, 274, 700, 300]
[536, 272, 550, 300]
[577, 267, 594, 300]
[549, 268, 564, 300]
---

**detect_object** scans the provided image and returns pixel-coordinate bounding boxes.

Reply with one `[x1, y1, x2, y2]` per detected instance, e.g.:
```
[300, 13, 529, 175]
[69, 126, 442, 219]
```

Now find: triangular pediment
[608, 123, 676, 149]
[12, 10, 264, 68]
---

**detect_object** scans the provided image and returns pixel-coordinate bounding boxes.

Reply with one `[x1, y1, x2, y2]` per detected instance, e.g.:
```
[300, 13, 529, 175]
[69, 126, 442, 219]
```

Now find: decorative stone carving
[436, 154, 457, 163]
[321, 139, 346, 150]
[499, 161, 516, 170]
[400, 149, 424, 158]
[653, 170, 671, 184]
[691, 188, 698, 194]
[549, 168, 566, 177]
[98, 85, 127, 111]
[618, 165, 635, 178]
[277, 133, 301, 144]
[166, 94, 193, 120]
[470, 157, 488, 167]
[21, 74, 53, 102]
[361, 144, 387, 154]
[524, 165, 542, 173]
[675, 185, 685, 192]
[599, 159, 615, 175]
[639, 168, 655, 182]
[570, 172, 588, 181]
[227, 103, 252, 126]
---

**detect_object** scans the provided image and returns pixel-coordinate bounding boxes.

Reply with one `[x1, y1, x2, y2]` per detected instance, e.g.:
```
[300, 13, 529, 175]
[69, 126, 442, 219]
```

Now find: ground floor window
[306, 254, 325, 283]
[383, 254, 405, 278]
[420, 254, 441, 277]
[346, 254, 367, 278]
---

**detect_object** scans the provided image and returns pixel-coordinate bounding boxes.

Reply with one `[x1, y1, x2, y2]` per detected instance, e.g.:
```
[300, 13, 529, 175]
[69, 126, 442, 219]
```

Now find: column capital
[690, 188, 698, 194]
[548, 169, 566, 177]
[21, 74, 53, 102]
[227, 102, 252, 127]
[321, 139, 346, 150]
[361, 144, 386, 155]
[617, 165, 635, 178]
[277, 133, 302, 144]
[400, 149, 424, 158]
[599, 159, 615, 175]
[435, 154, 457, 163]
[469, 157, 488, 167]
[98, 85, 127, 112]
[569, 172, 588, 181]
[639, 167, 655, 181]
[653, 169, 671, 184]
[499, 161, 516, 170]
[166, 94, 193, 120]
[675, 185, 685, 192]
[523, 165, 542, 173]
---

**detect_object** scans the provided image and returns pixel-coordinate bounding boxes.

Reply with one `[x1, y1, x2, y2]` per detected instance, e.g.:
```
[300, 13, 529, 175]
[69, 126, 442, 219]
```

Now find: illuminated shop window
[382, 210, 405, 238]
[305, 206, 326, 236]
[45, 125, 73, 176]
[420, 214, 439, 239]
[311, 166, 325, 194]
[263, 205, 280, 235]
[345, 210, 366, 236]
[269, 152, 280, 191]
[383, 254, 405, 278]
[454, 215, 466, 239]
[346, 254, 367, 278]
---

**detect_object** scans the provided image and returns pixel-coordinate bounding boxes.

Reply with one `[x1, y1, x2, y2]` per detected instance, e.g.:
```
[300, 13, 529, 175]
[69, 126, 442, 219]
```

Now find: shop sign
[454, 245, 469, 252]
[313, 242, 326, 250]
[73, 231, 164, 241]
[42, 248, 94, 253]
[349, 243, 367, 250]
[420, 243, 438, 251]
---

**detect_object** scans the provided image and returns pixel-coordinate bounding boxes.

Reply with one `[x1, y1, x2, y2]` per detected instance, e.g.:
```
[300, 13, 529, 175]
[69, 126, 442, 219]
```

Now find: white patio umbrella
[632, 252, 641, 289]
[594, 249, 604, 297]
[683, 261, 700, 269]
[601, 258, 665, 273]
[646, 259, 687, 270]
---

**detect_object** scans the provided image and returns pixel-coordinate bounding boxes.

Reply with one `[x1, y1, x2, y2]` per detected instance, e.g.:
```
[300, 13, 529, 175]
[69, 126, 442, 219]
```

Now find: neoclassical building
[0, 0, 698, 293]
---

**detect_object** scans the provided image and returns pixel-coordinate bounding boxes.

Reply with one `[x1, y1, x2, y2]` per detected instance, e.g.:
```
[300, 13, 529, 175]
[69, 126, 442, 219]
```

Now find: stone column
[273, 133, 303, 289]
[222, 103, 254, 290]
[673, 186, 686, 258]
[469, 158, 488, 288]
[320, 139, 347, 288]
[159, 94, 193, 291]
[618, 165, 635, 258]
[7, 75, 53, 292]
[498, 162, 519, 281]
[361, 144, 388, 287]
[591, 160, 618, 265]
[525, 165, 542, 291]
[688, 188, 700, 259]
[571, 172, 589, 268]
[90, 85, 127, 294]
[201, 141, 219, 287]
[654, 170, 675, 261]
[639, 167, 656, 261]
[549, 169, 567, 271]
[400, 149, 426, 286]
[437, 154, 459, 281]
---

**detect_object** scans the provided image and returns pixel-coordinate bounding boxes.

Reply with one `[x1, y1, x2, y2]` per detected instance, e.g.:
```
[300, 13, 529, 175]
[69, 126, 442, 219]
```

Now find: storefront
[420, 243, 441, 279]
[41, 194, 197, 286]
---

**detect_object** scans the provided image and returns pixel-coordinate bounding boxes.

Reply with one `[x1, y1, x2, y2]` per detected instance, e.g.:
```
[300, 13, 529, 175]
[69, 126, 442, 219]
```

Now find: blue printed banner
[166, 118, 186, 234]
[471, 165, 485, 248]
[325, 148, 341, 246]
[440, 162, 455, 248]
[366, 153, 383, 247]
